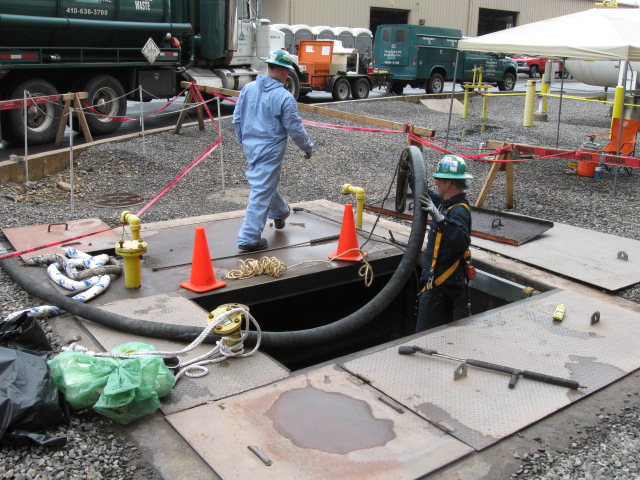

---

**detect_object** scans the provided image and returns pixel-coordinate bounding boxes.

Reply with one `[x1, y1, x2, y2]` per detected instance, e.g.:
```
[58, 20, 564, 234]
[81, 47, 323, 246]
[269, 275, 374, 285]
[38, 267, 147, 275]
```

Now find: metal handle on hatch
[47, 222, 69, 232]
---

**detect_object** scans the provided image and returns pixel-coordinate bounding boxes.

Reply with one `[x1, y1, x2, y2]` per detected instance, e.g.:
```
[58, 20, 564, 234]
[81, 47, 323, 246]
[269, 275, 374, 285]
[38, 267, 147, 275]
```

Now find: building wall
[260, 0, 596, 36]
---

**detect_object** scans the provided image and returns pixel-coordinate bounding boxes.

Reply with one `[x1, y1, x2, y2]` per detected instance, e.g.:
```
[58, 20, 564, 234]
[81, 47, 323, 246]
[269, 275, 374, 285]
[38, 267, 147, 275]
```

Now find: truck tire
[3, 79, 62, 145]
[390, 82, 404, 95]
[426, 73, 444, 94]
[332, 78, 351, 101]
[528, 65, 539, 78]
[498, 72, 516, 91]
[82, 75, 126, 136]
[351, 78, 370, 100]
[284, 70, 300, 100]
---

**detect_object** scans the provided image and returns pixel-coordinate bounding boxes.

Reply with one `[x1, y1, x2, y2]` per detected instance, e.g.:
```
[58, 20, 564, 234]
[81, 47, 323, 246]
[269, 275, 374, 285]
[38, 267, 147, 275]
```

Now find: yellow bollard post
[463, 86, 470, 119]
[472, 66, 477, 86]
[477, 67, 484, 90]
[540, 74, 550, 113]
[611, 85, 624, 130]
[523, 80, 537, 127]
[482, 87, 489, 119]
[341, 184, 365, 229]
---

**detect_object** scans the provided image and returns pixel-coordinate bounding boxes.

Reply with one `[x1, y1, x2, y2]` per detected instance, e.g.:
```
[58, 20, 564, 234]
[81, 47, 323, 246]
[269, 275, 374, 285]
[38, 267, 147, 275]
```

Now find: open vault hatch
[5, 201, 640, 479]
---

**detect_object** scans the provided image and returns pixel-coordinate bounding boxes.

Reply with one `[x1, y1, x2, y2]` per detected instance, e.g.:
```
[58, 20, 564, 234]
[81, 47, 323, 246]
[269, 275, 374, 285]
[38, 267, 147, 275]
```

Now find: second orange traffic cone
[328, 204, 366, 262]
[180, 226, 226, 292]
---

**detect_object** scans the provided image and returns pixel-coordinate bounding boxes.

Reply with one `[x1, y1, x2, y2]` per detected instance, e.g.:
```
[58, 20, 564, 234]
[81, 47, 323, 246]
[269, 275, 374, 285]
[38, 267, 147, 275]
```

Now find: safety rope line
[79, 84, 193, 123]
[226, 248, 374, 287]
[302, 119, 405, 134]
[189, 82, 221, 136]
[62, 307, 262, 381]
[135, 136, 222, 217]
[408, 132, 580, 162]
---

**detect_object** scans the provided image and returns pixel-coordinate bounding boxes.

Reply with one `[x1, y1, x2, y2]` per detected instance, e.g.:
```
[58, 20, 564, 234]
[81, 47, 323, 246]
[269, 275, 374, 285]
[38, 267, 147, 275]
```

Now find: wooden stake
[475, 141, 514, 208]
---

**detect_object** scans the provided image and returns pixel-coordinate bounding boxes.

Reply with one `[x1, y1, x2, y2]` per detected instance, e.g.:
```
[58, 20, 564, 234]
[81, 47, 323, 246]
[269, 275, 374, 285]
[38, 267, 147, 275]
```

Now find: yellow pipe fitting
[115, 210, 148, 289]
[207, 303, 248, 346]
[341, 184, 365, 229]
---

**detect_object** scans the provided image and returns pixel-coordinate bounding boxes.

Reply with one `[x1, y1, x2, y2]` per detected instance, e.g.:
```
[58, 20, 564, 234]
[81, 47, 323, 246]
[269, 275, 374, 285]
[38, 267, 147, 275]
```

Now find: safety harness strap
[425, 202, 471, 291]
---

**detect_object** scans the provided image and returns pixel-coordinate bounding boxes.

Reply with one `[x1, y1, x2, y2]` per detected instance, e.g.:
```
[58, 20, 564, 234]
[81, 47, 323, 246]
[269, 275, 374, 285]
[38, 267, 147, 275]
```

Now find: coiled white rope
[63, 307, 262, 381]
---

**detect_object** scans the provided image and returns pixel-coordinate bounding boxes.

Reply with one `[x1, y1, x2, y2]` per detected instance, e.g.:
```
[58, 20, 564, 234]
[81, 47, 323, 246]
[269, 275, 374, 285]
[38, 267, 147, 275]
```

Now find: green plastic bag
[48, 342, 175, 424]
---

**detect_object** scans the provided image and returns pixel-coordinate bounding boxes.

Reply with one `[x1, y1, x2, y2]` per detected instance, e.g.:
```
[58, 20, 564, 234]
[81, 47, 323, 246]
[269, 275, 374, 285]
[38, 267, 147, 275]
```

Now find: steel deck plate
[2, 218, 121, 260]
[365, 199, 553, 245]
[342, 289, 640, 450]
[81, 294, 289, 415]
[471, 222, 640, 291]
[83, 204, 408, 306]
[166, 365, 473, 480]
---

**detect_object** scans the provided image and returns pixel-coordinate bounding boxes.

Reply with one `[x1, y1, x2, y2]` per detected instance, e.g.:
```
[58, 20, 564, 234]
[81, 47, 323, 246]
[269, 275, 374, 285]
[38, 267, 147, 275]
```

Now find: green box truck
[371, 24, 517, 94]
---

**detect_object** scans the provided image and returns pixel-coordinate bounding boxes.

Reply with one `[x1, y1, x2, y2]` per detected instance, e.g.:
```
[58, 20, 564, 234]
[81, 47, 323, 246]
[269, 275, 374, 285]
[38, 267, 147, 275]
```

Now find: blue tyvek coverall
[232, 75, 313, 246]
[416, 191, 471, 332]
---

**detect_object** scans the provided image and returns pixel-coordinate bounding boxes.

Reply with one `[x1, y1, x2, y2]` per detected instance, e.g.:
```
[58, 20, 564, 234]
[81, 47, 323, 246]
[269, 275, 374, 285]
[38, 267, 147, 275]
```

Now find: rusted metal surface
[166, 365, 473, 479]
[471, 207, 553, 245]
[365, 198, 553, 245]
[82, 294, 289, 415]
[343, 289, 640, 450]
[2, 217, 121, 261]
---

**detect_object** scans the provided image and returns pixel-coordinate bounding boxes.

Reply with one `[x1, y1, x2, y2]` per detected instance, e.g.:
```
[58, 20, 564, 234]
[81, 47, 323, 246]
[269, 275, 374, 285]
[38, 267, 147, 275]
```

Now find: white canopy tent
[458, 8, 640, 61]
[453, 7, 640, 155]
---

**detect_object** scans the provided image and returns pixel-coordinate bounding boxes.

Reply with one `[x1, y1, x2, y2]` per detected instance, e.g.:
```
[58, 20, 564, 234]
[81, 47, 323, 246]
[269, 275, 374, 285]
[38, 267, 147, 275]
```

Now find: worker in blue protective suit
[416, 154, 473, 333]
[232, 49, 314, 252]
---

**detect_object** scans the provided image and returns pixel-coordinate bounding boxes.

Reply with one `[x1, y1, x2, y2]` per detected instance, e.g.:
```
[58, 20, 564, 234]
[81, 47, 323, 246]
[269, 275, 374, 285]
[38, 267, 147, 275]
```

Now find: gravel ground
[1, 84, 639, 479]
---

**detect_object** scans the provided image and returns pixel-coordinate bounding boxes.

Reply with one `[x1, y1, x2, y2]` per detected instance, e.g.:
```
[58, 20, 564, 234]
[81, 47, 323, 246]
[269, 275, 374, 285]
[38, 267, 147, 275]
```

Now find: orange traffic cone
[328, 204, 366, 262]
[180, 226, 226, 292]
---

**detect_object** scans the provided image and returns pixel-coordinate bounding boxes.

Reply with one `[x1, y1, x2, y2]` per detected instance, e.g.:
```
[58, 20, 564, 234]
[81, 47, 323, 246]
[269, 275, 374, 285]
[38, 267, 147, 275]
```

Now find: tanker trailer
[0, 0, 295, 145]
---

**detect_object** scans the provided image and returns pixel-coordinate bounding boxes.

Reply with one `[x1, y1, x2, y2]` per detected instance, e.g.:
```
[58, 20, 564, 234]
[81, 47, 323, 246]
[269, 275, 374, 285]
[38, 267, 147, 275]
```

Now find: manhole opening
[193, 261, 549, 371]
[92, 193, 144, 207]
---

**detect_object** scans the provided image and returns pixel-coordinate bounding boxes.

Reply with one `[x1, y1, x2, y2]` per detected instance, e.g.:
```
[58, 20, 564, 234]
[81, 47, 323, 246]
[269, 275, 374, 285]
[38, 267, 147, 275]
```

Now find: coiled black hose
[1, 146, 428, 348]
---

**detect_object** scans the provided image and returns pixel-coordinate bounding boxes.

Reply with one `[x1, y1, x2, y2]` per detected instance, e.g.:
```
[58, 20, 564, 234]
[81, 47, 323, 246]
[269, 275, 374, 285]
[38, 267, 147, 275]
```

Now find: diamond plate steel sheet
[167, 365, 473, 480]
[81, 294, 289, 415]
[471, 222, 640, 291]
[342, 289, 640, 450]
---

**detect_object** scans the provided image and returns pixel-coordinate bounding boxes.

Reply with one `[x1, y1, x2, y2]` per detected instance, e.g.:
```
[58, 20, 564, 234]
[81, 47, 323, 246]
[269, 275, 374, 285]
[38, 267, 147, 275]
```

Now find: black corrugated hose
[0, 146, 428, 348]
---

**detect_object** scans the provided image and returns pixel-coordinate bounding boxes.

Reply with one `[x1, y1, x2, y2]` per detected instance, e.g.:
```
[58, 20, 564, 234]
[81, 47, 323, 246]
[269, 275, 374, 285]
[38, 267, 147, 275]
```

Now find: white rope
[226, 249, 374, 287]
[63, 307, 262, 381]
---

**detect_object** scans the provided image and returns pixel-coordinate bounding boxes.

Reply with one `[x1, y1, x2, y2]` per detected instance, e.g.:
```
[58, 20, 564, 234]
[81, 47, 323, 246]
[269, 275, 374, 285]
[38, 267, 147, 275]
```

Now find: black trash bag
[0, 310, 52, 355]
[0, 312, 69, 446]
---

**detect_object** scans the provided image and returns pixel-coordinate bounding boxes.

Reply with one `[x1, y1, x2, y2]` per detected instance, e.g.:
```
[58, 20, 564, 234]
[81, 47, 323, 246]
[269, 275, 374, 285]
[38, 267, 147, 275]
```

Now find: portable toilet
[334, 27, 355, 49]
[312, 26, 336, 40]
[271, 24, 295, 54]
[292, 24, 313, 54]
[353, 27, 373, 58]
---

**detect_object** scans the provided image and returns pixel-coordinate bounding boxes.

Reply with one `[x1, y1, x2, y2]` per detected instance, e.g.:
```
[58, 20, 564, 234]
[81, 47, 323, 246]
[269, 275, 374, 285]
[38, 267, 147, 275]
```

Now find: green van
[372, 24, 518, 94]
